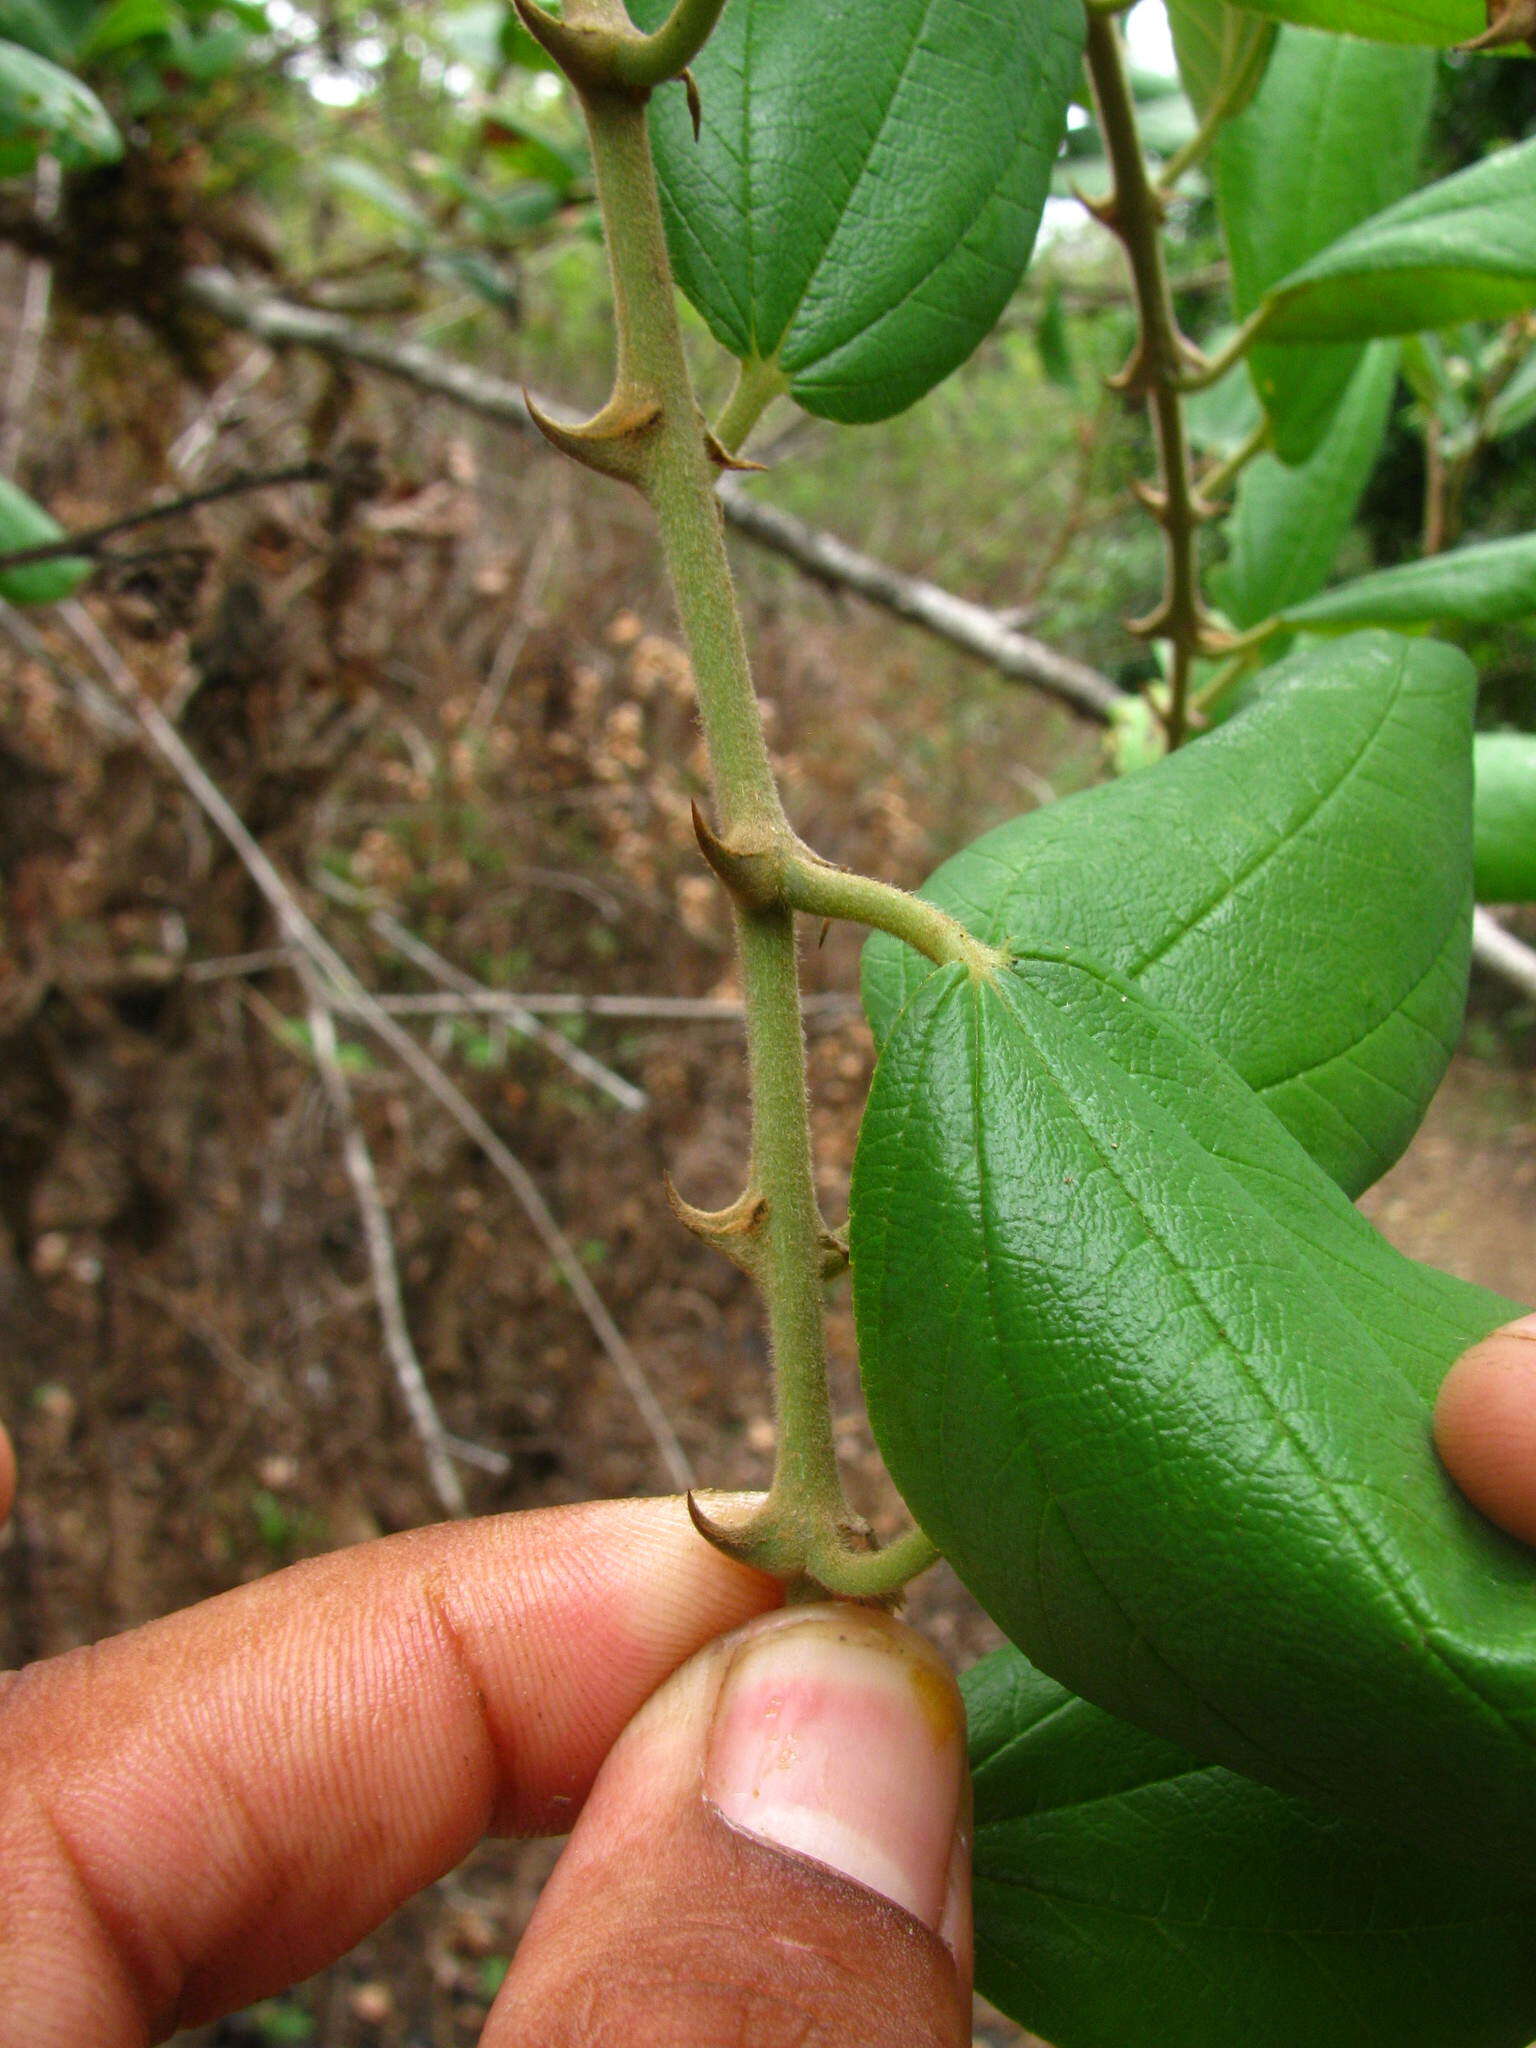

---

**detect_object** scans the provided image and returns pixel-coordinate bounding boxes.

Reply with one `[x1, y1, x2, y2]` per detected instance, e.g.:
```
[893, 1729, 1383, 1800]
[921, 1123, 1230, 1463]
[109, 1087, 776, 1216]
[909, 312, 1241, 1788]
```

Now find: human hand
[0, 1465, 972, 2048]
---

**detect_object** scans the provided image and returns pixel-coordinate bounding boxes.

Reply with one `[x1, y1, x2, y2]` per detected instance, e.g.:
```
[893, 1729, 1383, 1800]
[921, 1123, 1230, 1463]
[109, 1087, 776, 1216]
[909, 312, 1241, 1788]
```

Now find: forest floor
[4, 278, 1535, 2048]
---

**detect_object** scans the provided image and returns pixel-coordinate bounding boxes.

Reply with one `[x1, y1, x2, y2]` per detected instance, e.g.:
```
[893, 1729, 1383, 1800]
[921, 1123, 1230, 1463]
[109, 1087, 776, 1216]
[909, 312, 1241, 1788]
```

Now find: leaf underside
[966, 1645, 1536, 2048]
[851, 950, 1535, 1872]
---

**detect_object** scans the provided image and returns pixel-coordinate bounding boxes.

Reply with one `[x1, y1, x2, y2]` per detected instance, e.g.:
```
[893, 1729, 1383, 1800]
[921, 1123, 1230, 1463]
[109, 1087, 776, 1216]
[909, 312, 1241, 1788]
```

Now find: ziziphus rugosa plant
[304, 0, 1536, 2038]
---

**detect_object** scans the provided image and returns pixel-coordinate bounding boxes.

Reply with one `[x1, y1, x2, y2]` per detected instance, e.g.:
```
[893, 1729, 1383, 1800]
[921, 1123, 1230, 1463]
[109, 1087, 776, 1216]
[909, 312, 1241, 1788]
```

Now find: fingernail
[705, 1607, 966, 1932]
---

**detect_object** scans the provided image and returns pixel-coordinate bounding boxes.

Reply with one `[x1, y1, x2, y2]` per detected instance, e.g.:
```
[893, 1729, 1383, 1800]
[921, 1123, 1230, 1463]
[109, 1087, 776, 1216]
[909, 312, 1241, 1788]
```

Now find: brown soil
[3, 295, 1532, 2048]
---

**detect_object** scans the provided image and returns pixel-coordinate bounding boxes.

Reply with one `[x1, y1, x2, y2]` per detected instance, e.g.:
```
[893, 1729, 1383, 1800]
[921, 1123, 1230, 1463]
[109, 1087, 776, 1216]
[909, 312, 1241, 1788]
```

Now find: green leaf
[1217, 0, 1481, 44]
[1474, 731, 1536, 903]
[1213, 340, 1398, 629]
[1280, 531, 1536, 631]
[1213, 31, 1431, 463]
[1166, 0, 1275, 128]
[862, 632, 1473, 1196]
[76, 0, 174, 60]
[1486, 346, 1536, 442]
[851, 947, 1536, 1872]
[633, 0, 1084, 424]
[966, 1646, 1536, 2048]
[1260, 135, 1536, 346]
[0, 0, 73, 62]
[0, 475, 90, 605]
[0, 34, 120, 169]
[321, 157, 429, 237]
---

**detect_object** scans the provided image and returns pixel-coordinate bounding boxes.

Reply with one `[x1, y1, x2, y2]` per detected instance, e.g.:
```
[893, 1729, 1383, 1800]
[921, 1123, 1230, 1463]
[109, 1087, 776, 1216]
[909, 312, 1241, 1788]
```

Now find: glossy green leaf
[1281, 532, 1536, 631]
[1214, 341, 1398, 629]
[863, 633, 1473, 1196]
[1261, 135, 1536, 345]
[966, 1645, 1536, 2048]
[1166, 0, 1275, 129]
[1216, 0, 1481, 43]
[0, 475, 89, 606]
[634, 0, 1083, 424]
[1213, 31, 1431, 463]
[1474, 732, 1536, 903]
[851, 947, 1536, 1868]
[0, 33, 120, 169]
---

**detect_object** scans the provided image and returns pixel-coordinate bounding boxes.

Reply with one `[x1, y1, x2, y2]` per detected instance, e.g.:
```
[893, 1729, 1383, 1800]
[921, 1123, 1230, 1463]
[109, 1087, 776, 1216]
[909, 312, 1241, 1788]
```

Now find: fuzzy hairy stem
[1084, 7, 1219, 749]
[565, 78, 936, 1595]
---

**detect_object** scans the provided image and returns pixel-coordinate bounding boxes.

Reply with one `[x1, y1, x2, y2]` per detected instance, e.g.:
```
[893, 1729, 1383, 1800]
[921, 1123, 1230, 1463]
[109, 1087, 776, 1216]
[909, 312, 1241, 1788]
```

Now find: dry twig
[298, 967, 469, 1517]
[318, 875, 647, 1112]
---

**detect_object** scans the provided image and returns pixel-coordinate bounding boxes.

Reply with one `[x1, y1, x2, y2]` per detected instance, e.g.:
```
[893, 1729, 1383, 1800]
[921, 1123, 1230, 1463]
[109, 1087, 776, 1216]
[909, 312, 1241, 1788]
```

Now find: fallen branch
[185, 268, 1125, 722]
[300, 967, 469, 1517]
[1472, 906, 1536, 1004]
[40, 598, 696, 1496]
[0, 462, 329, 573]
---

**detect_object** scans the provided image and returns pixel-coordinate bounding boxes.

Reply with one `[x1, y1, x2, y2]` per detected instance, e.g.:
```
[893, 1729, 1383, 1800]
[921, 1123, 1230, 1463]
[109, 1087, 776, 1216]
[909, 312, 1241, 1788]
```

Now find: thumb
[1435, 1310, 1536, 1543]
[489, 1602, 972, 2048]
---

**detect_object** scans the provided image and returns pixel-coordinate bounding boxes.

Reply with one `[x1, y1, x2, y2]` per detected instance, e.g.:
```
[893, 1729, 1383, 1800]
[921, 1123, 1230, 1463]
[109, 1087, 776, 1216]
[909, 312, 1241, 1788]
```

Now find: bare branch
[185, 268, 1125, 723]
[299, 967, 470, 1518]
[0, 463, 329, 574]
[37, 598, 696, 1496]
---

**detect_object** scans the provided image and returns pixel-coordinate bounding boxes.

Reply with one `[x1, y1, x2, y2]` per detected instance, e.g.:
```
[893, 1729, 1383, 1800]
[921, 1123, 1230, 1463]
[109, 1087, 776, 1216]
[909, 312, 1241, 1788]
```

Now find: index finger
[0, 1494, 778, 2044]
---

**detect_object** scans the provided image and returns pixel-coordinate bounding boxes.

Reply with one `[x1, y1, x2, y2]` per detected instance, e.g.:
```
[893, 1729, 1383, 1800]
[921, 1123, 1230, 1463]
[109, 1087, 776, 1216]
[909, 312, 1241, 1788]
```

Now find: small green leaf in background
[1261, 133, 1536, 345]
[634, 0, 1084, 424]
[863, 633, 1474, 1196]
[1474, 731, 1536, 903]
[851, 946, 1536, 1877]
[0, 475, 90, 606]
[967, 1645, 1536, 2048]
[1166, 0, 1276, 131]
[1215, 0, 1481, 44]
[0, 34, 121, 172]
[0, 0, 73, 63]
[1279, 529, 1536, 631]
[1213, 29, 1431, 463]
[1486, 342, 1536, 442]
[76, 0, 175, 62]
[1213, 340, 1398, 628]
[321, 156, 430, 238]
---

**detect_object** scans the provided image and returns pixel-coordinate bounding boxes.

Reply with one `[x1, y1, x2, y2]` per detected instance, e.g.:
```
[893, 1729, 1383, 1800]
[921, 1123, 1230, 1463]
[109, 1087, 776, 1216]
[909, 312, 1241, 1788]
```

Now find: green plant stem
[1197, 416, 1269, 505]
[1084, 7, 1215, 750]
[714, 355, 788, 456]
[574, 80, 934, 1597]
[610, 0, 729, 88]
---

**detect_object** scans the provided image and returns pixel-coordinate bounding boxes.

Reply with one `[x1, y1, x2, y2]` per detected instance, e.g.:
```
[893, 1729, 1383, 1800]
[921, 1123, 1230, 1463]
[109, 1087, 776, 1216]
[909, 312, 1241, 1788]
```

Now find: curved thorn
[524, 387, 660, 488]
[690, 798, 781, 907]
[704, 427, 768, 474]
[509, 0, 619, 89]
